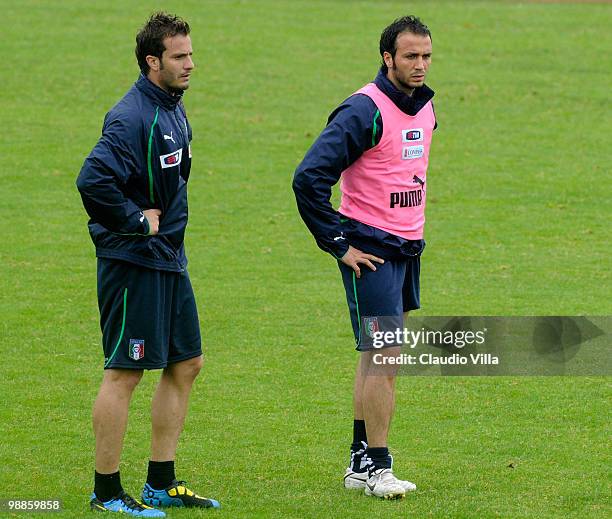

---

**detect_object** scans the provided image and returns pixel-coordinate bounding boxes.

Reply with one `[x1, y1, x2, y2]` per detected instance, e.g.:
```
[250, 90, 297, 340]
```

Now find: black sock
[147, 460, 176, 490]
[94, 471, 123, 502]
[366, 447, 392, 474]
[351, 419, 368, 452]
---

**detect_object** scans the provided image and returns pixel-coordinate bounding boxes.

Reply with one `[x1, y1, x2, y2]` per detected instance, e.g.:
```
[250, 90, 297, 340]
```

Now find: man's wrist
[141, 214, 150, 235]
[330, 241, 349, 260]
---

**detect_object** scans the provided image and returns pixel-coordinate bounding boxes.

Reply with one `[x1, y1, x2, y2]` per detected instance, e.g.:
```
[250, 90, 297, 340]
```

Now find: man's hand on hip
[143, 209, 162, 235]
[341, 245, 384, 278]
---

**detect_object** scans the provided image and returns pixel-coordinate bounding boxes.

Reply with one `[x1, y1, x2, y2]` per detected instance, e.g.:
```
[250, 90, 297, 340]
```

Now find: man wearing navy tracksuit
[293, 16, 436, 500]
[77, 12, 219, 516]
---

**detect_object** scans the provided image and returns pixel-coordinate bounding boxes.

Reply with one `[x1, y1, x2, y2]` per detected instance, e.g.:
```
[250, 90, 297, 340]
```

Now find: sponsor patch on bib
[402, 128, 423, 142]
[402, 145, 424, 160]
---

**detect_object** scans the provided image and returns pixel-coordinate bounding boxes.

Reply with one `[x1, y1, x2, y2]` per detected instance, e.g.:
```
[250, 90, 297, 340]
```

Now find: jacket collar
[373, 67, 434, 116]
[135, 73, 183, 110]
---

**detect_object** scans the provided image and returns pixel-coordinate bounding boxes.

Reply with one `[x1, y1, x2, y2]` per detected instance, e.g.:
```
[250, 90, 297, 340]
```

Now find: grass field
[1, 0, 611, 517]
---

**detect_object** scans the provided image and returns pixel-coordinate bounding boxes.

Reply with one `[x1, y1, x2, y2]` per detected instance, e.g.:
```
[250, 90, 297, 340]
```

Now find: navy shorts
[338, 256, 421, 351]
[97, 258, 202, 369]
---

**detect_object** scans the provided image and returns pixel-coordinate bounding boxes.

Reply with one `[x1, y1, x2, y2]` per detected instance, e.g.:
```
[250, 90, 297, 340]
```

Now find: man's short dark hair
[379, 16, 431, 72]
[135, 12, 190, 75]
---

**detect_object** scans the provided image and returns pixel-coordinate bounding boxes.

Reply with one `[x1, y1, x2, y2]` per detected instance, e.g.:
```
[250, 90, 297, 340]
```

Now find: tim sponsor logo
[402, 128, 423, 142]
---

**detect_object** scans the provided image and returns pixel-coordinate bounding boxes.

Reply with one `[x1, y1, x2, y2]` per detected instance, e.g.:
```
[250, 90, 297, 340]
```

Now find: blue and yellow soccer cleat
[142, 480, 220, 509]
[90, 491, 166, 517]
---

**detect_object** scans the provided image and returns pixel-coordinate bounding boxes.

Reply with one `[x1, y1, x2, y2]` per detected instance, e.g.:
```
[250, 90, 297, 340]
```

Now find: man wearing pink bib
[293, 16, 436, 499]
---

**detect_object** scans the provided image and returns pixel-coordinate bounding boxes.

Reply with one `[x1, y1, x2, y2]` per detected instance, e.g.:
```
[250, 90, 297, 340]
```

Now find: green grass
[1, 0, 610, 517]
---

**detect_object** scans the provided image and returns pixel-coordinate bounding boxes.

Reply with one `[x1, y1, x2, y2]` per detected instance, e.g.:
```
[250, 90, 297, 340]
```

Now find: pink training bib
[339, 83, 435, 240]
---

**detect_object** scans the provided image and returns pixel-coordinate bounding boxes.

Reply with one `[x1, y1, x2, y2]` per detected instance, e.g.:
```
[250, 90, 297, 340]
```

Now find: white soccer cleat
[345, 468, 417, 492]
[343, 467, 369, 489]
[397, 477, 417, 492]
[364, 468, 412, 499]
[343, 441, 372, 489]
[347, 468, 416, 492]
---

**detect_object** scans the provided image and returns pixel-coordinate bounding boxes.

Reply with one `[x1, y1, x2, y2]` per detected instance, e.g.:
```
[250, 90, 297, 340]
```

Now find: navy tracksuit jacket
[77, 74, 193, 272]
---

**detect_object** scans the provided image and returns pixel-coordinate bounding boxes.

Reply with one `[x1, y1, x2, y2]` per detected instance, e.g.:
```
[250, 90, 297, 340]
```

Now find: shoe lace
[378, 469, 401, 485]
[118, 492, 146, 511]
